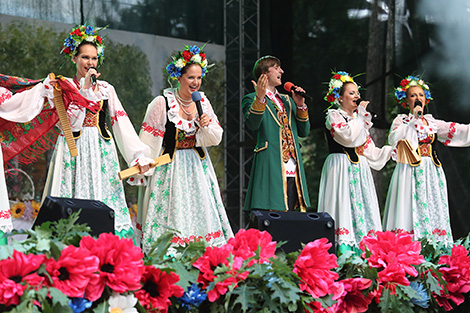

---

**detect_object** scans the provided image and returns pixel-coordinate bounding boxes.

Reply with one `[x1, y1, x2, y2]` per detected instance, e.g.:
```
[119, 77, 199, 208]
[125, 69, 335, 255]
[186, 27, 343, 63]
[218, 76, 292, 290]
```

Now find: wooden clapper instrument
[119, 154, 171, 180]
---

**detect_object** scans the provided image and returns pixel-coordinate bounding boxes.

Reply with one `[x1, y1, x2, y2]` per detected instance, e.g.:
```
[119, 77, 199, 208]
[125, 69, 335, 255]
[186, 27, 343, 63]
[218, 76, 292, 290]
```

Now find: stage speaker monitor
[248, 210, 335, 254]
[34, 196, 114, 237]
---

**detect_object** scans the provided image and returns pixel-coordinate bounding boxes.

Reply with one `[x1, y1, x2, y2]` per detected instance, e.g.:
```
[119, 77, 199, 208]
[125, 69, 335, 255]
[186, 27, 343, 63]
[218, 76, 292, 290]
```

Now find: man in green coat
[242, 56, 310, 213]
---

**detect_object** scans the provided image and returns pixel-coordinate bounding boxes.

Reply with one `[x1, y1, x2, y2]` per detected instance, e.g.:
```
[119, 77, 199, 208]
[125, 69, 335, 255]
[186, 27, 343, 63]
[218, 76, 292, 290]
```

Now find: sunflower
[31, 201, 41, 218]
[11, 202, 25, 218]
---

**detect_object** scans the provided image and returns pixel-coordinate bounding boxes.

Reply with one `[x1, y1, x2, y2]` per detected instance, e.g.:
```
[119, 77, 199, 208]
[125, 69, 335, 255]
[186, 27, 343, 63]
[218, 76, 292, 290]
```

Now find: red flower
[377, 262, 410, 295]
[227, 229, 276, 266]
[331, 278, 372, 313]
[293, 238, 339, 298]
[182, 50, 192, 62]
[73, 28, 82, 36]
[96, 36, 102, 44]
[360, 231, 424, 277]
[332, 74, 341, 80]
[45, 245, 99, 298]
[80, 233, 145, 301]
[193, 245, 248, 302]
[434, 245, 470, 310]
[304, 300, 333, 313]
[400, 79, 409, 87]
[199, 52, 206, 60]
[0, 250, 46, 306]
[63, 47, 71, 55]
[134, 265, 183, 313]
[326, 94, 336, 103]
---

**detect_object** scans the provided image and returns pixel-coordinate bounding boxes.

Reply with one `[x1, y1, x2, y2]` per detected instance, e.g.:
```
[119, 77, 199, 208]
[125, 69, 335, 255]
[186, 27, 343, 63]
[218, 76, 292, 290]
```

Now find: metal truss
[224, 0, 260, 230]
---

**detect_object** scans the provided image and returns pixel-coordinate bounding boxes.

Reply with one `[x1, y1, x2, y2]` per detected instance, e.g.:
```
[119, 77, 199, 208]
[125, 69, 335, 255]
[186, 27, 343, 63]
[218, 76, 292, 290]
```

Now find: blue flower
[178, 283, 207, 309]
[409, 282, 429, 309]
[69, 297, 92, 313]
[85, 26, 95, 35]
[201, 67, 207, 77]
[189, 45, 200, 55]
[395, 90, 406, 100]
[337, 71, 350, 76]
[424, 90, 432, 100]
[64, 37, 75, 48]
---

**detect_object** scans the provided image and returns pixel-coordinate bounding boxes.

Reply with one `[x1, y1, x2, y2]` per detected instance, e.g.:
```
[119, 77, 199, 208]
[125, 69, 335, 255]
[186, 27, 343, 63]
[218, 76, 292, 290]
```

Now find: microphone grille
[283, 82, 294, 92]
[191, 91, 202, 102]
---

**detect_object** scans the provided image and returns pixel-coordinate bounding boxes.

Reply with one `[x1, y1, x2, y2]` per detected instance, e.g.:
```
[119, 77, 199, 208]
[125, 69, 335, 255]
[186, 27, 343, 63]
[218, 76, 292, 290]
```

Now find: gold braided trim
[250, 97, 267, 114]
[296, 108, 309, 120]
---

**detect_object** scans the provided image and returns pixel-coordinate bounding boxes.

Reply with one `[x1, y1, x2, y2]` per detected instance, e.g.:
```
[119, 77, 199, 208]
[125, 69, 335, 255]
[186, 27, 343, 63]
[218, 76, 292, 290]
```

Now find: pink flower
[331, 278, 372, 313]
[45, 245, 99, 298]
[80, 233, 145, 301]
[227, 229, 276, 266]
[304, 300, 333, 313]
[434, 245, 470, 310]
[134, 265, 184, 313]
[360, 231, 425, 276]
[193, 245, 248, 302]
[377, 262, 410, 295]
[293, 238, 339, 298]
[0, 250, 46, 306]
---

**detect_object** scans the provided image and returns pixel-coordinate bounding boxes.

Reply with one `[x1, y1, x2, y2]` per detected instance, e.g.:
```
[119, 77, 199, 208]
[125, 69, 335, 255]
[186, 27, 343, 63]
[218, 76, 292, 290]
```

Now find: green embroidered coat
[242, 92, 311, 212]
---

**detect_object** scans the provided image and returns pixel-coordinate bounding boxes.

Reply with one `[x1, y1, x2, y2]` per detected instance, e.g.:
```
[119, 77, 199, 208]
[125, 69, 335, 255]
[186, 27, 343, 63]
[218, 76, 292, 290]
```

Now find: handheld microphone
[414, 99, 423, 117]
[191, 91, 204, 117]
[355, 98, 378, 119]
[89, 67, 97, 86]
[283, 82, 313, 101]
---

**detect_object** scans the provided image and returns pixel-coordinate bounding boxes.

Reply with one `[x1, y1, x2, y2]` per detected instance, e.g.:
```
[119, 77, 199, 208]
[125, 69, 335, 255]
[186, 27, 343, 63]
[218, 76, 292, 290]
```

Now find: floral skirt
[318, 154, 382, 250]
[383, 157, 453, 246]
[138, 148, 233, 253]
[42, 128, 134, 238]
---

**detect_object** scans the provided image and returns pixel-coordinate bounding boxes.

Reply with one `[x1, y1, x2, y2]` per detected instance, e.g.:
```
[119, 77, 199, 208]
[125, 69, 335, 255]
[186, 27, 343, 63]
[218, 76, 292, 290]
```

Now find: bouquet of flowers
[1, 213, 470, 313]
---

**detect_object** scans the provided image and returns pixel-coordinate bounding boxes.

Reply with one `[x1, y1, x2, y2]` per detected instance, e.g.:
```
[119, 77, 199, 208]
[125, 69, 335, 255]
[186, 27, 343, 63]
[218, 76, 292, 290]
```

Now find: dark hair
[253, 56, 281, 79]
[181, 63, 203, 76]
[339, 81, 356, 97]
[74, 41, 98, 57]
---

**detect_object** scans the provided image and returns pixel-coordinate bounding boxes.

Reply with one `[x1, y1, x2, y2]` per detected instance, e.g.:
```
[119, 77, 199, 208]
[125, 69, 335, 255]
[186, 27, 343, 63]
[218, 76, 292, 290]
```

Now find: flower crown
[324, 71, 356, 106]
[166, 45, 208, 81]
[394, 75, 432, 109]
[61, 23, 106, 66]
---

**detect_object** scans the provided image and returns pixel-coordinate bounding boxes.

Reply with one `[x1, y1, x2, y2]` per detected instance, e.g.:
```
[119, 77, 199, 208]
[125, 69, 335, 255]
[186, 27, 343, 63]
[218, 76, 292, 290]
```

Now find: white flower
[108, 293, 138, 313]
[85, 36, 95, 42]
[408, 80, 418, 87]
[331, 80, 343, 89]
[423, 83, 429, 90]
[175, 58, 186, 68]
[97, 46, 104, 56]
[191, 54, 202, 64]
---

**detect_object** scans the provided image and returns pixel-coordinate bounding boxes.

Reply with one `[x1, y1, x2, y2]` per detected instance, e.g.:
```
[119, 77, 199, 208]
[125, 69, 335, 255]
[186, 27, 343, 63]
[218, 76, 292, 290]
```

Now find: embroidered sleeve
[435, 118, 470, 147]
[326, 109, 367, 147]
[196, 94, 223, 147]
[140, 96, 166, 158]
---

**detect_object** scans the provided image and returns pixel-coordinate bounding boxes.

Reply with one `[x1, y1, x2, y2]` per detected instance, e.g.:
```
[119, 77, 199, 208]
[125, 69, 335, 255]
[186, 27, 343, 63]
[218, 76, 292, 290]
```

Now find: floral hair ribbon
[394, 75, 432, 109]
[324, 71, 356, 106]
[166, 45, 208, 81]
[61, 23, 106, 66]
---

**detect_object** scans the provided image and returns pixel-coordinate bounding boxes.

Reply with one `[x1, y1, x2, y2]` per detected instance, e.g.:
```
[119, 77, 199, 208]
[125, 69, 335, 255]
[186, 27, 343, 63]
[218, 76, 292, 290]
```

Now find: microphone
[89, 67, 97, 86]
[355, 98, 378, 119]
[414, 99, 423, 117]
[191, 91, 204, 117]
[284, 82, 313, 101]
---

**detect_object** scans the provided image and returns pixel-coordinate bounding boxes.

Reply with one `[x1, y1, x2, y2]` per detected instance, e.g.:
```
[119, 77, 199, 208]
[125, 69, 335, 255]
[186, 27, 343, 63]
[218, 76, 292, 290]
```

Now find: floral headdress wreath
[166, 45, 208, 81]
[324, 71, 357, 106]
[61, 23, 106, 66]
[394, 75, 432, 109]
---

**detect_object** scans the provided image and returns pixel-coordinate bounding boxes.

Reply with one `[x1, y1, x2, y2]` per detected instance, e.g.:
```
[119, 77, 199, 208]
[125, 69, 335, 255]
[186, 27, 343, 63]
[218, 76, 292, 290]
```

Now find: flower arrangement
[324, 71, 356, 106]
[394, 75, 433, 109]
[166, 45, 208, 80]
[61, 23, 106, 66]
[2, 213, 470, 313]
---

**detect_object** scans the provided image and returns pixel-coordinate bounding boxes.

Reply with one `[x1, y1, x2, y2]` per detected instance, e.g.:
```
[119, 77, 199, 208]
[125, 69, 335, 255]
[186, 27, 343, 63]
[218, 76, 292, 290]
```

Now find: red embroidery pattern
[444, 122, 456, 146]
[432, 228, 447, 236]
[335, 227, 350, 235]
[110, 110, 128, 126]
[0, 90, 12, 104]
[391, 228, 414, 235]
[331, 122, 347, 129]
[170, 230, 223, 245]
[0, 210, 11, 219]
[82, 112, 98, 127]
[141, 122, 164, 138]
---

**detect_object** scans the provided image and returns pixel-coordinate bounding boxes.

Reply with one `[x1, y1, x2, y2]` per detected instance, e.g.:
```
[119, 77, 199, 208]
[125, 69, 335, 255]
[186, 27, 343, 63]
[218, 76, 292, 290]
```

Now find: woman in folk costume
[383, 75, 470, 246]
[41, 23, 153, 239]
[0, 81, 50, 244]
[318, 71, 392, 253]
[136, 45, 233, 253]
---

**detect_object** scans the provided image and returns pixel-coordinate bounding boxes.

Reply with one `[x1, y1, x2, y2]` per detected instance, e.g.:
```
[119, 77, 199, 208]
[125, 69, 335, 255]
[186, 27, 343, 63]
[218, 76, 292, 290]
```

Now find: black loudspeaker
[248, 210, 335, 254]
[33, 196, 115, 237]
